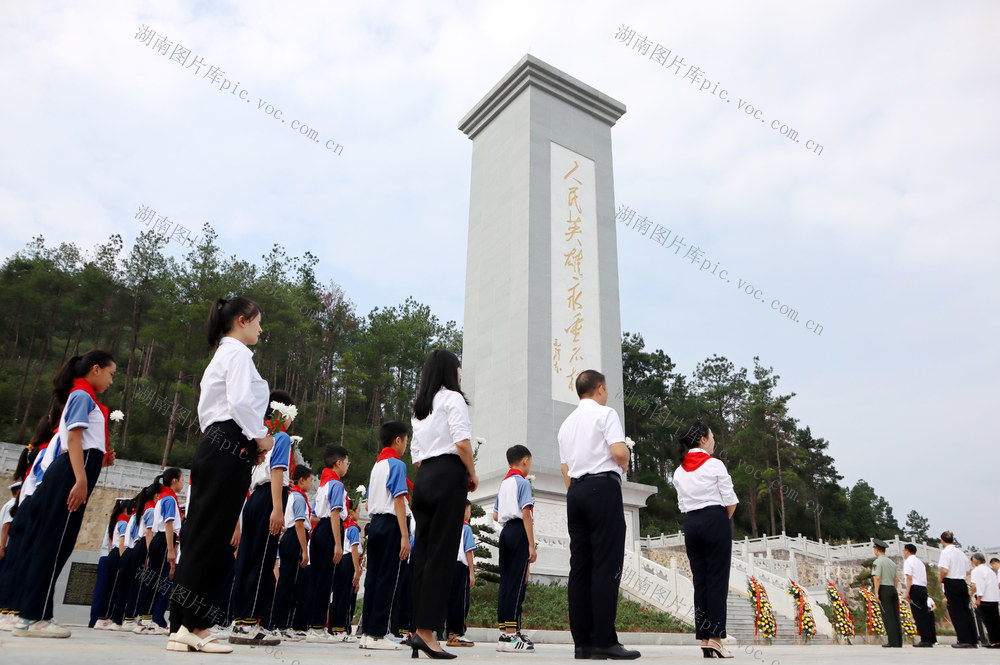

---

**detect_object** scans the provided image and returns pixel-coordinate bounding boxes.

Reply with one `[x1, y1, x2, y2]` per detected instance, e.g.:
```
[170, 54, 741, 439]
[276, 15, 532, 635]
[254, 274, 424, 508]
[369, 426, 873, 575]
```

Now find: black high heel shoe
[410, 633, 457, 659]
[701, 646, 717, 657]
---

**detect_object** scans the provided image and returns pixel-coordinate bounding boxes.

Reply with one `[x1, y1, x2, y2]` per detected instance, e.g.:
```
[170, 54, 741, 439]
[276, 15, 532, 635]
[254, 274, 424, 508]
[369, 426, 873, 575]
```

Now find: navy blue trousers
[684, 505, 732, 640]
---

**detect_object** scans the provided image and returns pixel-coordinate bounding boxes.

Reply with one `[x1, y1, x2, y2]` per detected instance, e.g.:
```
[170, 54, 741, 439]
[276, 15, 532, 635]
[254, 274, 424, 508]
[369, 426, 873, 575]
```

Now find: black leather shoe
[952, 642, 977, 648]
[591, 644, 641, 660]
[575, 646, 592, 659]
[913, 642, 933, 647]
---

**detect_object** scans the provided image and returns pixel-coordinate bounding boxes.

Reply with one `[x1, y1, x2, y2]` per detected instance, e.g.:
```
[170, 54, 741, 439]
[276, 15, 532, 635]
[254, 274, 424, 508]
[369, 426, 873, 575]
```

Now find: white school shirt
[410, 387, 471, 464]
[1, 498, 14, 529]
[345, 523, 362, 556]
[123, 514, 140, 549]
[972, 564, 1000, 602]
[198, 336, 269, 440]
[56, 388, 108, 454]
[284, 489, 312, 532]
[558, 398, 627, 478]
[456, 523, 475, 566]
[314, 477, 347, 522]
[903, 555, 928, 586]
[493, 474, 533, 526]
[367, 456, 408, 515]
[939, 544, 970, 579]
[250, 431, 292, 489]
[153, 493, 181, 534]
[673, 450, 739, 513]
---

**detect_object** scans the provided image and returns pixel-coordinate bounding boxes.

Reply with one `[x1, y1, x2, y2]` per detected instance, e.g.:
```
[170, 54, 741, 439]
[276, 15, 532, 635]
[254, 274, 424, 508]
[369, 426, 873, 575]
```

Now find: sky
[1, 1, 998, 547]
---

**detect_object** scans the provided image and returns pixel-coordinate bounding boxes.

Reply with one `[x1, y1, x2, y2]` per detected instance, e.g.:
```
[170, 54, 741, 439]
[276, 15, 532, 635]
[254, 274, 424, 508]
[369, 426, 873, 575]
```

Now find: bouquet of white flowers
[268, 401, 298, 434]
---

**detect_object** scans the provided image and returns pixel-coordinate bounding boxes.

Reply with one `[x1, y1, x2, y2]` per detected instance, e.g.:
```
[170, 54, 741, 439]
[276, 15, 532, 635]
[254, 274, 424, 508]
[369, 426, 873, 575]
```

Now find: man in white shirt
[903, 544, 935, 646]
[970, 553, 1000, 647]
[938, 531, 978, 648]
[558, 370, 639, 661]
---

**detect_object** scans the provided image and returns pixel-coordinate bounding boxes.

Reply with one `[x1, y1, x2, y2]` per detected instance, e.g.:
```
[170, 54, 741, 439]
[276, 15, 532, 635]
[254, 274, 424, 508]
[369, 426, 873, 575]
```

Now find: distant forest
[0, 228, 935, 544]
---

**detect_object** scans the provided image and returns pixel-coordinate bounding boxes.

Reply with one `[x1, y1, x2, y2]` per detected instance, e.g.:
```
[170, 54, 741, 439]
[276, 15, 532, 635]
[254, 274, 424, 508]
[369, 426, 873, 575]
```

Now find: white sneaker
[294, 630, 309, 641]
[13, 619, 71, 638]
[121, 619, 138, 631]
[306, 628, 334, 643]
[0, 613, 17, 631]
[367, 635, 403, 650]
[340, 633, 358, 643]
[497, 632, 533, 652]
[280, 629, 302, 642]
[93, 619, 114, 631]
[135, 621, 168, 635]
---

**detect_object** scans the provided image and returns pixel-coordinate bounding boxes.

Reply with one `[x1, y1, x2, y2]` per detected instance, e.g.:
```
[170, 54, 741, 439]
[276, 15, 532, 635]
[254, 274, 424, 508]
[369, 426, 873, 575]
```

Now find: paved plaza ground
[0, 627, 993, 665]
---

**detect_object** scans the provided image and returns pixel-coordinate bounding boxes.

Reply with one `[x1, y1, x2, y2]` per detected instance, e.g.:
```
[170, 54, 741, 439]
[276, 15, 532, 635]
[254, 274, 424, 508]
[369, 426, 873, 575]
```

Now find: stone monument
[458, 55, 655, 578]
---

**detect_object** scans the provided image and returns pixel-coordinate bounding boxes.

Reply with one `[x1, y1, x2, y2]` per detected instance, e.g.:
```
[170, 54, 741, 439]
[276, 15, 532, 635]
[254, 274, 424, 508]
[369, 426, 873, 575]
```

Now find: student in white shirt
[93, 498, 129, 630]
[12, 350, 117, 639]
[408, 350, 478, 659]
[674, 420, 738, 659]
[558, 369, 639, 661]
[0, 482, 20, 574]
[167, 297, 273, 655]
[135, 469, 183, 635]
[273, 465, 314, 640]
[902, 544, 935, 646]
[971, 552, 1000, 646]
[938, 530, 978, 648]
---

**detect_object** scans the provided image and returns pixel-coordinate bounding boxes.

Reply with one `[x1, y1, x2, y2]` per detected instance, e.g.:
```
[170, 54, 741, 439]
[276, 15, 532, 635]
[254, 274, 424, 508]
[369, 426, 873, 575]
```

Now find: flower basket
[899, 596, 918, 639]
[747, 577, 776, 640]
[787, 581, 816, 640]
[858, 586, 885, 636]
[826, 582, 855, 641]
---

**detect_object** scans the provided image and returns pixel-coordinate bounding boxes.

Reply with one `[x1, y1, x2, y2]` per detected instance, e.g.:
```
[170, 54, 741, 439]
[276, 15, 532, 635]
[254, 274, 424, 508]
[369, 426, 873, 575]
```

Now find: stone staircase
[725, 591, 830, 645]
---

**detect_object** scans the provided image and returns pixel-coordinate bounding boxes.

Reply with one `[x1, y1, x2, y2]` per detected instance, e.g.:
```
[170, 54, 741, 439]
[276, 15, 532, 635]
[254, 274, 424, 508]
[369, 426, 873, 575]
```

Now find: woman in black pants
[166, 297, 273, 654]
[409, 350, 478, 659]
[673, 421, 738, 659]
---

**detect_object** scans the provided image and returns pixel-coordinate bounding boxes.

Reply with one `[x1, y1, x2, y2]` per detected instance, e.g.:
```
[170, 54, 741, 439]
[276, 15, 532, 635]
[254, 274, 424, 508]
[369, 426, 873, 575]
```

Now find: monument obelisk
[459, 55, 654, 577]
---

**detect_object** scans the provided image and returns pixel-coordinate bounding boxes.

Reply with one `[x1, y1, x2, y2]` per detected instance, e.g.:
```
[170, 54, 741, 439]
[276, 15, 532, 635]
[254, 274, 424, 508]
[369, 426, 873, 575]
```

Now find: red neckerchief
[504, 468, 526, 480]
[405, 477, 413, 500]
[344, 516, 358, 530]
[463, 521, 469, 526]
[116, 512, 128, 524]
[71, 378, 110, 461]
[144, 500, 155, 512]
[376, 446, 401, 463]
[681, 450, 712, 472]
[290, 484, 312, 519]
[320, 469, 340, 486]
[158, 485, 179, 510]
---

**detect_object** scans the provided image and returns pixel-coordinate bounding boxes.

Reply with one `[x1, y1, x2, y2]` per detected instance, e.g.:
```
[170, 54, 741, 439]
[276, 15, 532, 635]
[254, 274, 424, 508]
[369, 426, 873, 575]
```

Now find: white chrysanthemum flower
[356, 484, 367, 495]
[526, 474, 536, 482]
[290, 435, 303, 445]
[624, 436, 635, 450]
[270, 401, 297, 423]
[109, 410, 124, 422]
[475, 437, 486, 445]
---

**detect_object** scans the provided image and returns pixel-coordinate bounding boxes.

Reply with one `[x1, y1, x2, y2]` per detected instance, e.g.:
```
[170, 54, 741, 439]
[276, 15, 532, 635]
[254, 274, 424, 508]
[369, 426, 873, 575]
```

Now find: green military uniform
[873, 543, 903, 647]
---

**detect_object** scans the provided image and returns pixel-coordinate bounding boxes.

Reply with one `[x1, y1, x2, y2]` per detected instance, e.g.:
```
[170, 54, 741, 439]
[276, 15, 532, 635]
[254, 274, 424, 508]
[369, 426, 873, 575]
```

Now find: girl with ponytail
[135, 468, 182, 634]
[168, 298, 272, 653]
[9, 350, 117, 639]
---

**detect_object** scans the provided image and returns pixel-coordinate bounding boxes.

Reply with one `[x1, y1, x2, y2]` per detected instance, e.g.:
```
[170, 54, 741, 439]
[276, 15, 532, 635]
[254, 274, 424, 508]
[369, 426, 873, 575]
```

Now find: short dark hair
[990, 558, 999, 565]
[293, 465, 313, 484]
[269, 389, 294, 406]
[380, 421, 409, 448]
[323, 444, 349, 468]
[506, 444, 532, 465]
[941, 531, 955, 544]
[904, 544, 917, 554]
[575, 369, 606, 398]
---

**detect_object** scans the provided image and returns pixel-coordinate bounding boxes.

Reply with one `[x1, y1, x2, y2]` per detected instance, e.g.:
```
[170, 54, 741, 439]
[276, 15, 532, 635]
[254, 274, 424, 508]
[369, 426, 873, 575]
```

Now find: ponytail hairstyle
[106, 498, 127, 544]
[206, 297, 262, 348]
[134, 483, 152, 512]
[12, 447, 31, 483]
[27, 414, 53, 451]
[413, 349, 467, 420]
[51, 350, 115, 410]
[161, 467, 183, 490]
[678, 420, 711, 460]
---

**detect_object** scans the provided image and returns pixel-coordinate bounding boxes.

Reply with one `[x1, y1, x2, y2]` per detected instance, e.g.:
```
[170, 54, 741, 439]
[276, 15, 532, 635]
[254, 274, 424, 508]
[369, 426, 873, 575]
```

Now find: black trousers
[909, 584, 936, 644]
[567, 474, 626, 649]
[118, 540, 147, 622]
[683, 505, 731, 640]
[446, 561, 471, 637]
[878, 585, 903, 647]
[17, 448, 103, 621]
[498, 519, 529, 630]
[977, 601, 1000, 644]
[0, 493, 35, 611]
[96, 548, 120, 620]
[169, 420, 254, 632]
[272, 529, 309, 631]
[307, 517, 336, 629]
[390, 560, 413, 636]
[330, 550, 356, 632]
[233, 484, 287, 624]
[137, 532, 169, 622]
[212, 545, 237, 626]
[411, 454, 467, 633]
[361, 513, 404, 635]
[943, 577, 978, 644]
